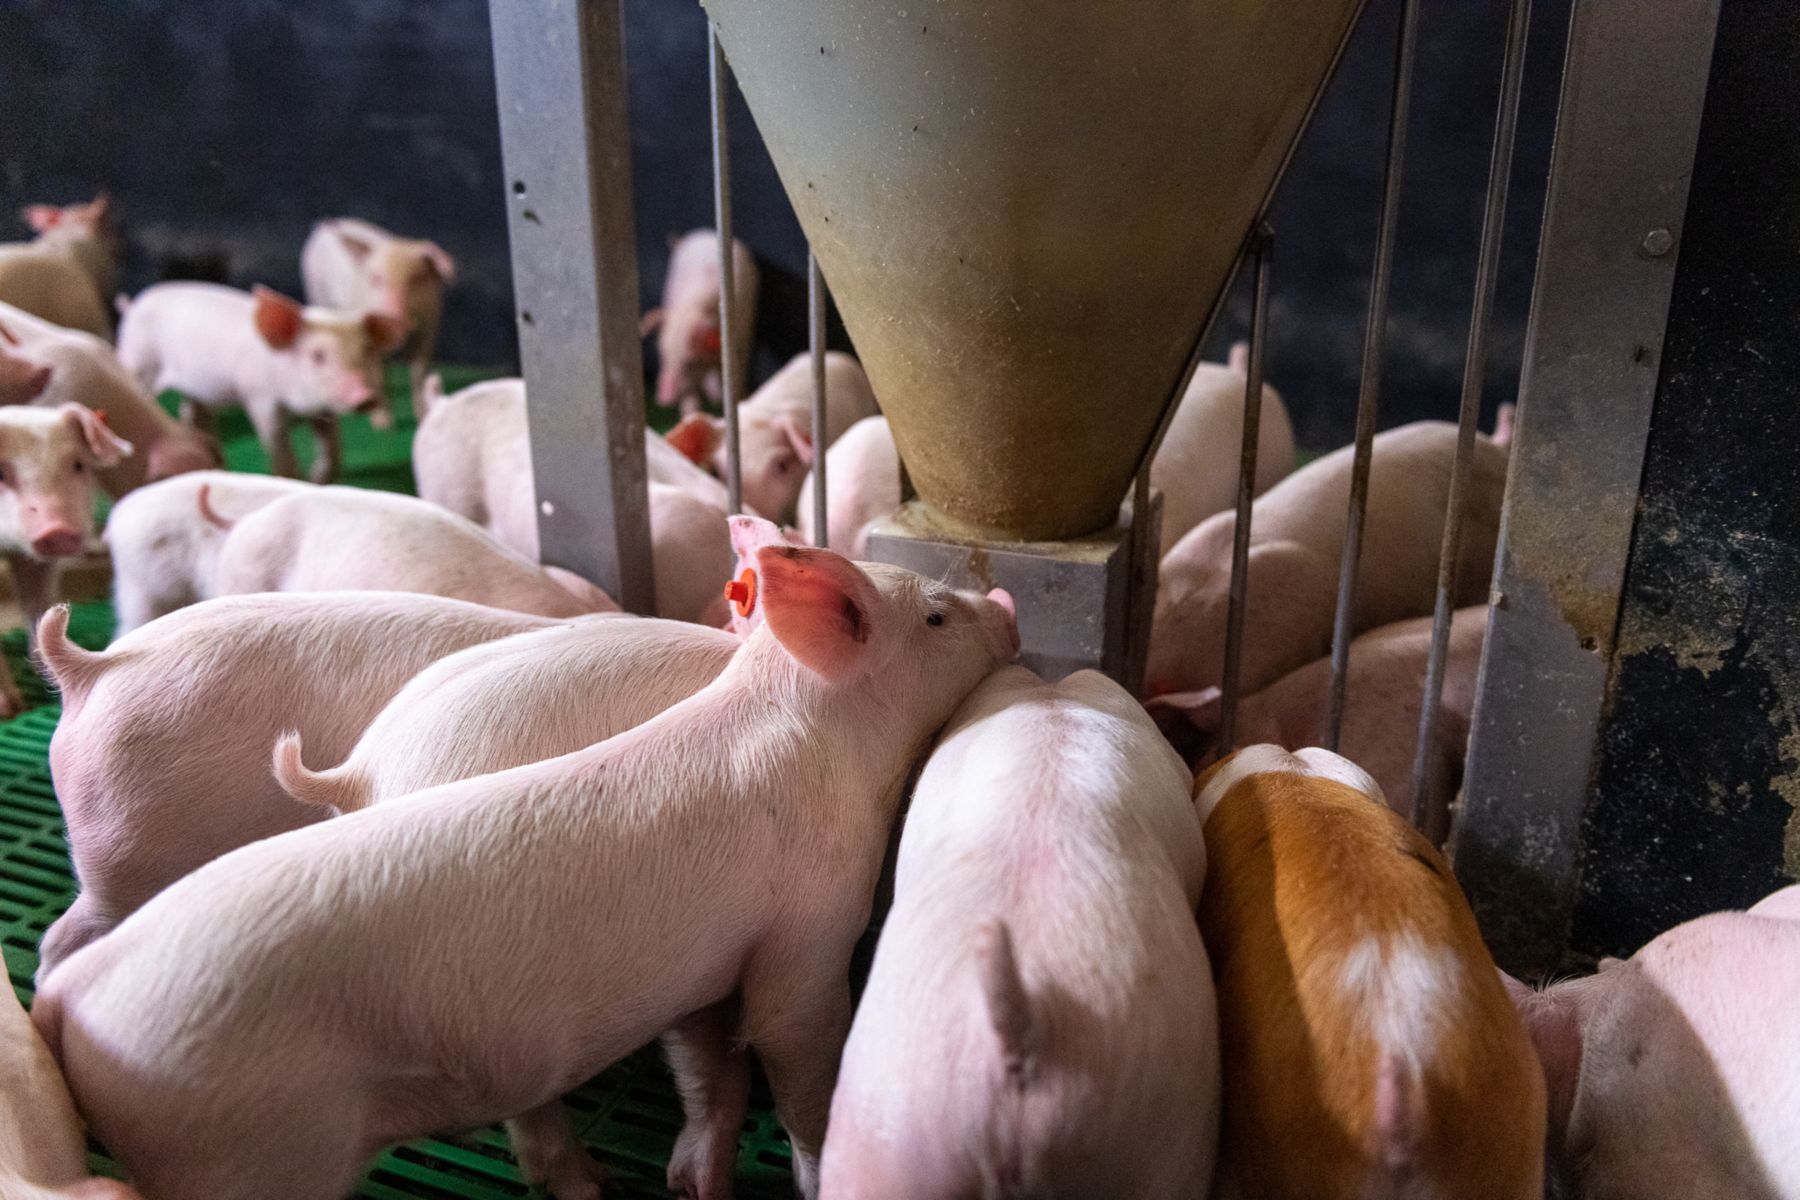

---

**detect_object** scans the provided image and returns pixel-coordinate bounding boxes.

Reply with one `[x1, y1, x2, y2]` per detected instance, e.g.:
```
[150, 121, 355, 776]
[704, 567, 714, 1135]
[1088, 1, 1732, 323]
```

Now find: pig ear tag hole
[725, 568, 758, 617]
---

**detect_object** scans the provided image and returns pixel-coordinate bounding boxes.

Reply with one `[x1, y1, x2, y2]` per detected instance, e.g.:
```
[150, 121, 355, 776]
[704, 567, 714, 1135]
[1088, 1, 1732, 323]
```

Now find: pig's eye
[925, 611, 945, 628]
[773, 459, 792, 476]
[72, 460, 85, 474]
[310, 349, 327, 365]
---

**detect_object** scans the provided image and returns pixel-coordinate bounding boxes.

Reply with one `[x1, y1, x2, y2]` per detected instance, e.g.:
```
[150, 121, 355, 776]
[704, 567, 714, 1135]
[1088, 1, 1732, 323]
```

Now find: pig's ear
[728, 513, 787, 559]
[421, 241, 456, 284]
[87, 193, 112, 223]
[755, 544, 881, 680]
[59, 403, 133, 467]
[0, 319, 15, 346]
[336, 226, 375, 262]
[666, 413, 723, 465]
[779, 414, 816, 466]
[1143, 687, 1223, 734]
[1507, 976, 1583, 1142]
[364, 311, 408, 354]
[252, 286, 304, 350]
[639, 308, 665, 337]
[22, 204, 62, 233]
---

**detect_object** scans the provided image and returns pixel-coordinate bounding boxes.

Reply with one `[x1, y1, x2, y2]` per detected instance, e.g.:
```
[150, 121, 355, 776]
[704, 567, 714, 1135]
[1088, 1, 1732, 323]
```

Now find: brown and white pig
[210, 485, 618, 618]
[31, 593, 563, 978]
[300, 218, 455, 429]
[0, 302, 219, 493]
[796, 414, 899, 559]
[0, 196, 116, 339]
[0, 403, 131, 716]
[1, 982, 140, 1200]
[820, 665, 1219, 1199]
[35, 549, 1018, 1200]
[1152, 605, 1488, 825]
[1146, 420, 1507, 702]
[667, 350, 880, 524]
[115, 282, 405, 481]
[1508, 886, 1800, 1200]
[273, 615, 738, 815]
[644, 228, 758, 415]
[1195, 745, 1544, 1200]
[411, 375, 735, 623]
[103, 471, 310, 634]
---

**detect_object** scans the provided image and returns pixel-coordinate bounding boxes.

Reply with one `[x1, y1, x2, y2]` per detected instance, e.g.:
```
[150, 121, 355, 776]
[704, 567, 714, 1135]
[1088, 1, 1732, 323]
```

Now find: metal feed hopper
[703, 0, 1365, 545]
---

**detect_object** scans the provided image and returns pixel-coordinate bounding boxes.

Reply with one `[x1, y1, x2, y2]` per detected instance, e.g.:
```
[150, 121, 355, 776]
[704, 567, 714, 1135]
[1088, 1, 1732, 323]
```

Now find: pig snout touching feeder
[704, 0, 1363, 679]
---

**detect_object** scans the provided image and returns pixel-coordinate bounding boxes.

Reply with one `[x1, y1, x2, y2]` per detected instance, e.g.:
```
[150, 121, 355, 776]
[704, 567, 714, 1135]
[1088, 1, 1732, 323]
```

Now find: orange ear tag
[724, 567, 758, 617]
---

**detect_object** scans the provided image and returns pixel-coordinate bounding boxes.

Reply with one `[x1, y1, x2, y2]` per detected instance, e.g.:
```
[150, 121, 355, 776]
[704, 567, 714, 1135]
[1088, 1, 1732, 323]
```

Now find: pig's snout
[340, 382, 379, 414]
[30, 526, 85, 558]
[986, 587, 1021, 657]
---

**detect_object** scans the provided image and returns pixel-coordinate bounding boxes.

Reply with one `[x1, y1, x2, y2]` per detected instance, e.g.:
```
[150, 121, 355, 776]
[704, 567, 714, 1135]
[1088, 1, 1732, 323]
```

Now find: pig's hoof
[369, 407, 394, 431]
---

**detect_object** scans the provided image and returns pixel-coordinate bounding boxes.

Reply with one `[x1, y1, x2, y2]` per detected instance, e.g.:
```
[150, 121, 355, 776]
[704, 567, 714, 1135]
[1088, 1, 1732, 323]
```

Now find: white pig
[412, 375, 734, 623]
[1146, 420, 1507, 702]
[102, 471, 311, 634]
[31, 593, 561, 978]
[301, 218, 455, 429]
[0, 302, 219, 494]
[667, 351, 880, 524]
[36, 549, 1017, 1200]
[0, 982, 140, 1200]
[644, 229, 758, 415]
[115, 282, 405, 481]
[209, 484, 618, 618]
[796, 415, 899, 558]
[1509, 886, 1800, 1200]
[1151, 605, 1488, 826]
[0, 196, 116, 339]
[272, 615, 738, 815]
[821, 666, 1219, 1199]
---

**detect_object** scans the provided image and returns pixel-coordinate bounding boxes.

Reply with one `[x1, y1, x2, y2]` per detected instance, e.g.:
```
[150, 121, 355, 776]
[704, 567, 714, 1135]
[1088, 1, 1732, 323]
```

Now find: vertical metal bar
[489, 0, 654, 613]
[1411, 0, 1533, 838]
[1323, 0, 1424, 751]
[709, 28, 743, 515]
[808, 251, 830, 547]
[1215, 223, 1274, 752]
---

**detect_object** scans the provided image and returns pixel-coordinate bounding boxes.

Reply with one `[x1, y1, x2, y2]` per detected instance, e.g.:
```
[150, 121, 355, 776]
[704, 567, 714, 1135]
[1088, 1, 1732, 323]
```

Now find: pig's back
[0, 246, 110, 338]
[412, 379, 535, 554]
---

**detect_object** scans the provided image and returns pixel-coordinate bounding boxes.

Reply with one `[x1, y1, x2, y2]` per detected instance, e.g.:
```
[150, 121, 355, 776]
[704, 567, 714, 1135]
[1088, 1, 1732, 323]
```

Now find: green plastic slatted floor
[0, 367, 794, 1198]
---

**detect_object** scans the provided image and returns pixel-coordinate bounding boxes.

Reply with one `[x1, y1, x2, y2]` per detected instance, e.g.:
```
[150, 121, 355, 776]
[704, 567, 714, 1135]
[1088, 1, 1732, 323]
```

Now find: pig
[0, 301, 219, 494]
[0, 403, 132, 716]
[0, 196, 116, 339]
[1151, 605, 1488, 828]
[301, 218, 455, 430]
[1146, 420, 1507, 702]
[412, 375, 734, 623]
[210, 485, 619, 617]
[36, 549, 1017, 1200]
[30, 593, 563, 978]
[272, 615, 737, 813]
[667, 350, 881, 524]
[115, 282, 405, 482]
[1508, 886, 1800, 1200]
[795, 415, 899, 558]
[1195, 745, 1544, 1199]
[644, 229, 758, 415]
[820, 666, 1219, 1199]
[0, 982, 140, 1200]
[102, 471, 311, 634]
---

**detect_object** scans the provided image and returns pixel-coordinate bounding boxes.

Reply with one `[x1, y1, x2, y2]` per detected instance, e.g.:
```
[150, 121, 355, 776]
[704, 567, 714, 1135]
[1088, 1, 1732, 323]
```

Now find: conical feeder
[704, 0, 1364, 541]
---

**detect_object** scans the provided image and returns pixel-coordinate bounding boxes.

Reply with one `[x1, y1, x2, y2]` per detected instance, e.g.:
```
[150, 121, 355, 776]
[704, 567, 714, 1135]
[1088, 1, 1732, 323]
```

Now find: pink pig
[796, 414, 900, 559]
[821, 665, 1219, 1199]
[36, 550, 1017, 1200]
[1508, 886, 1800, 1200]
[31, 593, 562, 978]
[115, 282, 405, 481]
[0, 195, 117, 339]
[643, 229, 758, 415]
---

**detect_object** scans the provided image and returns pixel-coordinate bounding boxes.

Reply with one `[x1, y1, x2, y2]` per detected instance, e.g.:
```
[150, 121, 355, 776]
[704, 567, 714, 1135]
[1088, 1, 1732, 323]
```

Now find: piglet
[0, 196, 115, 339]
[1508, 886, 1800, 1200]
[301, 218, 454, 428]
[796, 415, 899, 559]
[0, 983, 139, 1200]
[37, 550, 1017, 1200]
[667, 350, 880, 524]
[1147, 420, 1507, 701]
[821, 665, 1218, 1199]
[210, 484, 617, 618]
[1195, 745, 1544, 1199]
[115, 281, 404, 481]
[644, 229, 758, 415]
[0, 301, 218, 493]
[32, 593, 560, 978]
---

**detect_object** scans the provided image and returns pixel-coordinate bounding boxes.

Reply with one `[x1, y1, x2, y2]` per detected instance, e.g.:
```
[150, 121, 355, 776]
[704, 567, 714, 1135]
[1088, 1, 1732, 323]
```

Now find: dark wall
[0, 0, 1570, 452]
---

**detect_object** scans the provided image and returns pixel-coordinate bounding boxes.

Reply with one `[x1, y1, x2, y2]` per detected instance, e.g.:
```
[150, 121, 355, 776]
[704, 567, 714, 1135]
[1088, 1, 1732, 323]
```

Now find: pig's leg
[505, 1100, 607, 1200]
[663, 999, 751, 1200]
[250, 404, 300, 479]
[308, 417, 342, 485]
[6, 554, 61, 716]
[404, 326, 438, 426]
[740, 961, 852, 1200]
